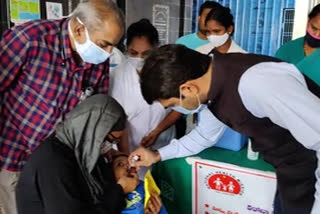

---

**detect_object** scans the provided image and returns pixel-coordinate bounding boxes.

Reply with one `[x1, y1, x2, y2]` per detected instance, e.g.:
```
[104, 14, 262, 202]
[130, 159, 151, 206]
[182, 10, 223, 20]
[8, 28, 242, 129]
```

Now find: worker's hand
[117, 173, 139, 194]
[141, 129, 161, 148]
[129, 147, 161, 169]
[145, 191, 162, 214]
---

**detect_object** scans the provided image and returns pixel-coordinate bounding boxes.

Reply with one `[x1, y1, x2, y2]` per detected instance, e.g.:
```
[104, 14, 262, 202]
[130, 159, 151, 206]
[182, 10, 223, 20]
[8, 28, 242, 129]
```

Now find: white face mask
[127, 56, 145, 71]
[207, 33, 229, 48]
[69, 18, 111, 64]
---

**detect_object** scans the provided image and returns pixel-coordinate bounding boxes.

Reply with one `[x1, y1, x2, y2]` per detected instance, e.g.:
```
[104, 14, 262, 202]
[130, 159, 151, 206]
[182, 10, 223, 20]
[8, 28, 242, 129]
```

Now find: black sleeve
[36, 155, 125, 214]
[95, 184, 126, 214]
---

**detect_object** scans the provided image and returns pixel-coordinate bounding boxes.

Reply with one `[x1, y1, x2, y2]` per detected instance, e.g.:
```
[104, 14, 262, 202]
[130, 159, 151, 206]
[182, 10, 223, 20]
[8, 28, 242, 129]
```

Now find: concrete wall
[125, 0, 193, 44]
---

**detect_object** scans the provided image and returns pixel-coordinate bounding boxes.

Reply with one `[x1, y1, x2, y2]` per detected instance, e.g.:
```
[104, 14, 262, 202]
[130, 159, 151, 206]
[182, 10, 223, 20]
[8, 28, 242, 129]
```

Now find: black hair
[111, 153, 129, 161]
[205, 6, 234, 31]
[126, 19, 159, 47]
[199, 1, 223, 16]
[309, 4, 320, 19]
[140, 44, 211, 104]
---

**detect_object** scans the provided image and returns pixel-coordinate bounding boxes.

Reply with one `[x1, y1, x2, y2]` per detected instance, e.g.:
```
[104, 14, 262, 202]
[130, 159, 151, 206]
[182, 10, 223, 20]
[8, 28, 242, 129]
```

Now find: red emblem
[208, 174, 241, 195]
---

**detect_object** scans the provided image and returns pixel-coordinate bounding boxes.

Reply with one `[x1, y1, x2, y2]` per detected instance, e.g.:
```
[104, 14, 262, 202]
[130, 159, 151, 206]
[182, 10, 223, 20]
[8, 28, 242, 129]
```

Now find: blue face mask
[171, 94, 205, 115]
[69, 18, 111, 64]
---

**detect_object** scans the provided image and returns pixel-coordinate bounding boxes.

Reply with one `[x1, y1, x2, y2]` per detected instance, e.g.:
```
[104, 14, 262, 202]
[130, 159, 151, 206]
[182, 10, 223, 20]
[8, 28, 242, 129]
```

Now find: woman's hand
[117, 173, 139, 194]
[145, 191, 162, 214]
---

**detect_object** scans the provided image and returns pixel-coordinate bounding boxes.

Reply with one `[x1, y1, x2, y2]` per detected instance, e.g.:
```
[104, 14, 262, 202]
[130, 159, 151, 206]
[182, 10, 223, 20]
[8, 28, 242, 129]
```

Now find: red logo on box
[207, 173, 242, 195]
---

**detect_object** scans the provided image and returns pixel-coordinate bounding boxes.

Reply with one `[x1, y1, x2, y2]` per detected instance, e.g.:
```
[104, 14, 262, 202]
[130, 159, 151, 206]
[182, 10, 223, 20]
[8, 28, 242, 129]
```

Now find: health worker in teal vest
[276, 4, 320, 85]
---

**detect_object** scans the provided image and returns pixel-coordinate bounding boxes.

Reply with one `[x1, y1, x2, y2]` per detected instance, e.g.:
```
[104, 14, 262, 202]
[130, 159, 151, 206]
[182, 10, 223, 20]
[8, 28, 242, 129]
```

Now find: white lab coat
[196, 40, 246, 54]
[109, 59, 175, 152]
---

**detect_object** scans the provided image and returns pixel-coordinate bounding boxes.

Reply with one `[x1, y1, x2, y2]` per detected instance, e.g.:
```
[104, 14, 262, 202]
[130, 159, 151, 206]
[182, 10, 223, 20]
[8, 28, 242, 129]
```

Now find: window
[281, 8, 295, 45]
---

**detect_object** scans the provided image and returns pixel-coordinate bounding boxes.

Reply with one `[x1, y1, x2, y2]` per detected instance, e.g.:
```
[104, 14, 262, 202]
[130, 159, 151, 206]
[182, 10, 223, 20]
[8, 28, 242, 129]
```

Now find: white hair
[72, 0, 124, 32]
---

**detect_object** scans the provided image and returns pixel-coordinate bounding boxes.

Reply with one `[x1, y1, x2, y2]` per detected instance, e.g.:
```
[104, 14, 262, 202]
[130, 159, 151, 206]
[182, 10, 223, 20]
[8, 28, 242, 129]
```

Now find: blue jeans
[273, 191, 283, 214]
[274, 191, 310, 214]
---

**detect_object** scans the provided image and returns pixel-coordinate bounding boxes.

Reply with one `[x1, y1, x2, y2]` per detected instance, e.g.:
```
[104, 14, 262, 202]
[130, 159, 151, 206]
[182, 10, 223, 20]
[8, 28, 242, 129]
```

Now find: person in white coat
[196, 5, 245, 54]
[109, 20, 177, 176]
[150, 5, 246, 154]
